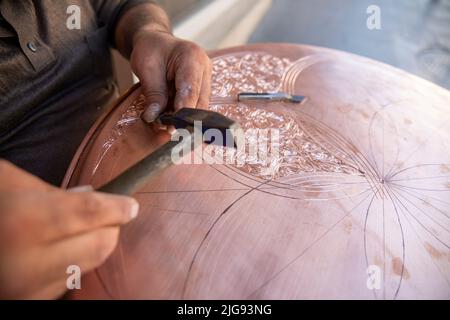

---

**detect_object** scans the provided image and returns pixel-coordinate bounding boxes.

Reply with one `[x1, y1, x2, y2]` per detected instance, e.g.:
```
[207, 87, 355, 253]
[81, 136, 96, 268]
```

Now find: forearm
[114, 2, 172, 58]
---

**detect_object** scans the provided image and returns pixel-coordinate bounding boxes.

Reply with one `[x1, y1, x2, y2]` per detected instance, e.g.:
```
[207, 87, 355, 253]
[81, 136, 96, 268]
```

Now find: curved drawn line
[384, 186, 406, 300]
[389, 182, 450, 192]
[388, 189, 450, 289]
[389, 175, 450, 183]
[181, 180, 269, 298]
[214, 165, 372, 201]
[390, 186, 450, 215]
[363, 188, 381, 299]
[246, 189, 374, 298]
[389, 184, 450, 232]
[294, 111, 382, 198]
[389, 185, 450, 249]
[387, 163, 450, 181]
[95, 269, 115, 299]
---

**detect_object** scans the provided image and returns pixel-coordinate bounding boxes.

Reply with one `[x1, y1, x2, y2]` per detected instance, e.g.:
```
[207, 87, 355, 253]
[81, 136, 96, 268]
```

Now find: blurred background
[114, 0, 450, 91]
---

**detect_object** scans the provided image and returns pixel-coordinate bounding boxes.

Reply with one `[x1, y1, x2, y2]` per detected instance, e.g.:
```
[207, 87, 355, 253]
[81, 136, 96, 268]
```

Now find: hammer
[97, 108, 241, 195]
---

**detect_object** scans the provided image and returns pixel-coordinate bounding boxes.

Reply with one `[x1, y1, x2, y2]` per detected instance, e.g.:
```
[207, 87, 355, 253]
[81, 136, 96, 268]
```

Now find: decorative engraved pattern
[211, 52, 293, 97]
[94, 52, 358, 179]
[93, 94, 146, 175]
[209, 103, 361, 179]
[209, 52, 360, 179]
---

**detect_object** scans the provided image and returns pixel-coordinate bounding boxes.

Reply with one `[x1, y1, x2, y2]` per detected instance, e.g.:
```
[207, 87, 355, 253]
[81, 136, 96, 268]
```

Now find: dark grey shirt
[0, 0, 148, 185]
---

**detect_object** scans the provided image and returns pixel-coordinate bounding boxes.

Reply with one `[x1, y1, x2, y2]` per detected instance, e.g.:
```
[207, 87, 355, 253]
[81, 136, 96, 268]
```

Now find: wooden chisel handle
[97, 133, 195, 195]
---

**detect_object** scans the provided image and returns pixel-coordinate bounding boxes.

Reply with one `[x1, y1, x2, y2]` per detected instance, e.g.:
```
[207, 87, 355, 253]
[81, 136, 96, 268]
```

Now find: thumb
[138, 64, 168, 123]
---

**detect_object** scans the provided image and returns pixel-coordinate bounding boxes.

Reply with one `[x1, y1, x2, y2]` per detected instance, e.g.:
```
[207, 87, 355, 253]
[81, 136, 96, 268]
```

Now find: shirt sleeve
[90, 0, 156, 48]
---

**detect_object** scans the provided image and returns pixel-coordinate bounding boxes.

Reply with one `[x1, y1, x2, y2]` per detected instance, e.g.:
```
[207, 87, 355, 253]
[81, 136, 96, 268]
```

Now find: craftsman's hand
[130, 29, 212, 122]
[0, 160, 139, 299]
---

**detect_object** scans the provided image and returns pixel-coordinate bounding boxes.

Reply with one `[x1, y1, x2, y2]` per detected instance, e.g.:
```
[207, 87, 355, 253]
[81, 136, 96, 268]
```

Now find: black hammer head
[156, 108, 241, 148]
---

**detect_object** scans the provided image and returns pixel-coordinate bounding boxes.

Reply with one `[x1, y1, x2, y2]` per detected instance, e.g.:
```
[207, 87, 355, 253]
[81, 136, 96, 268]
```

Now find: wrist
[132, 23, 172, 48]
[115, 3, 171, 58]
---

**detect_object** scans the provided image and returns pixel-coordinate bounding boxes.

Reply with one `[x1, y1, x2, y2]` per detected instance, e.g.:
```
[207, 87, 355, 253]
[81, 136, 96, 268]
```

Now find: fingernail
[128, 198, 140, 219]
[68, 185, 94, 193]
[142, 103, 162, 123]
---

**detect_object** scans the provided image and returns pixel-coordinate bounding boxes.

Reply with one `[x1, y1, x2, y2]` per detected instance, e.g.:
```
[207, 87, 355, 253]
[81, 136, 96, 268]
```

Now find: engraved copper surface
[209, 103, 361, 179]
[211, 52, 292, 96]
[63, 44, 450, 299]
[94, 93, 146, 175]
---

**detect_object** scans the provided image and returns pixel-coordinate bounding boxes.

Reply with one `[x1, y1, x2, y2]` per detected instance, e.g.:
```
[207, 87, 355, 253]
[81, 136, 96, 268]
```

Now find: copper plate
[63, 44, 450, 299]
